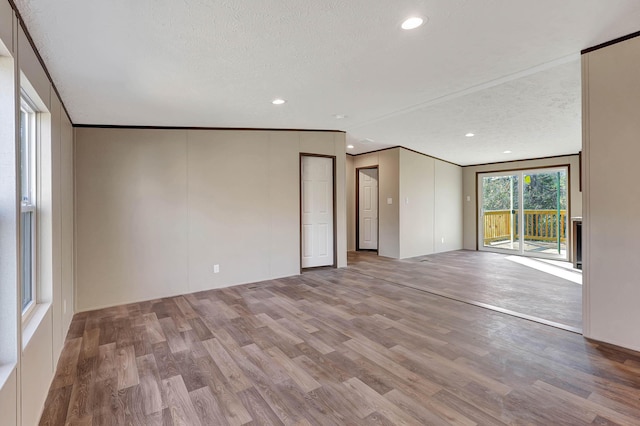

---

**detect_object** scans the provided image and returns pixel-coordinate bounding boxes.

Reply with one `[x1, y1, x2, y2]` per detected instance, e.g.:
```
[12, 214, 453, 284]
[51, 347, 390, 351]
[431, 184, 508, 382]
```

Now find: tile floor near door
[40, 251, 638, 425]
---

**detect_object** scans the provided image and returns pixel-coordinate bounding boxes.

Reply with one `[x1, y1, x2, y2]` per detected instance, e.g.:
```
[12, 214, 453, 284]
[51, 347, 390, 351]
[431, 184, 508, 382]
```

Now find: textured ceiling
[12, 0, 640, 165]
[349, 57, 583, 165]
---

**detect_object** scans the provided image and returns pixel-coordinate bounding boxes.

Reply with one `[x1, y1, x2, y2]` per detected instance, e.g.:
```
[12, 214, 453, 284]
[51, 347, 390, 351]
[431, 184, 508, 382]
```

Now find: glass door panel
[481, 174, 519, 252]
[479, 166, 569, 260]
[522, 169, 568, 257]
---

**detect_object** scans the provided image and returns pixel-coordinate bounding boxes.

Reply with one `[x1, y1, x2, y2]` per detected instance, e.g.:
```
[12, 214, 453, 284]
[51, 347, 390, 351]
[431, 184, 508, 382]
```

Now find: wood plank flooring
[40, 253, 640, 425]
[348, 250, 582, 331]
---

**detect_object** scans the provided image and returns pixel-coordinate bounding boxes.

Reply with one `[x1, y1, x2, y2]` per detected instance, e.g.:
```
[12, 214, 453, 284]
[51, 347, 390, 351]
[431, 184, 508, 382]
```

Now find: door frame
[355, 166, 379, 252]
[299, 153, 337, 271]
[476, 164, 571, 261]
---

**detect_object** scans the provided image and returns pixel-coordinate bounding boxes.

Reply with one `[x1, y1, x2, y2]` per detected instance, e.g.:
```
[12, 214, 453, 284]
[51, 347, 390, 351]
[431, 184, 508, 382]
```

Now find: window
[20, 96, 37, 316]
[478, 166, 569, 260]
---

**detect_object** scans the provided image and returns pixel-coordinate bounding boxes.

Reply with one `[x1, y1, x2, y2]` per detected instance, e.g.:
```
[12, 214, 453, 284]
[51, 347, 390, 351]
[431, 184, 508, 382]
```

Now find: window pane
[20, 109, 29, 202]
[21, 211, 33, 311]
[20, 97, 37, 315]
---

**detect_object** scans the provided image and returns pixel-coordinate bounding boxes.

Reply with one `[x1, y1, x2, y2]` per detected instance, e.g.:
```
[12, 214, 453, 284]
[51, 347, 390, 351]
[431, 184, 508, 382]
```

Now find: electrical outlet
[63, 299, 67, 314]
[441, 237, 445, 244]
[214, 264, 220, 273]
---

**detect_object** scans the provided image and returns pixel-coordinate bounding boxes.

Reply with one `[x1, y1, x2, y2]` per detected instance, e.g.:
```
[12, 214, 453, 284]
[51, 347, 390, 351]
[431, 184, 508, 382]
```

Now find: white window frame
[20, 95, 37, 321]
[477, 166, 570, 261]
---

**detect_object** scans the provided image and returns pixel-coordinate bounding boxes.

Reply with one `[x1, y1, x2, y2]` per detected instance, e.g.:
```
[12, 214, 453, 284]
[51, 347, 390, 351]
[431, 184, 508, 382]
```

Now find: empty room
[1, 1, 640, 425]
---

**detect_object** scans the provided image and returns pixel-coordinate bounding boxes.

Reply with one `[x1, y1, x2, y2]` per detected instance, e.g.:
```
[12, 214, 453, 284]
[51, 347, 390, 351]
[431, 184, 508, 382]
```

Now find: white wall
[60, 107, 74, 344]
[435, 160, 463, 253]
[582, 35, 640, 352]
[0, 371, 17, 426]
[462, 154, 582, 251]
[0, 55, 18, 374]
[399, 149, 463, 258]
[399, 149, 435, 258]
[0, 0, 13, 56]
[75, 128, 346, 311]
[0, 3, 75, 424]
[347, 147, 463, 259]
[20, 310, 53, 426]
[351, 148, 401, 258]
[0, 9, 19, 425]
[20, 69, 74, 426]
[75, 128, 189, 309]
[346, 155, 355, 251]
[17, 27, 49, 110]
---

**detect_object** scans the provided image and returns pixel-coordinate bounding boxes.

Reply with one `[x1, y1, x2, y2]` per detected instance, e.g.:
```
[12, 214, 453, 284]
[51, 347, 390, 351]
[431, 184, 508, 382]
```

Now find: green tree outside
[482, 171, 567, 211]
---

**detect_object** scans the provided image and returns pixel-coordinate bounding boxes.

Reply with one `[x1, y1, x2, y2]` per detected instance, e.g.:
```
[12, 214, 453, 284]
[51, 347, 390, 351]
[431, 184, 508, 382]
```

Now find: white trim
[19, 94, 38, 317]
[21, 303, 50, 350]
[581, 54, 591, 338]
[21, 300, 36, 325]
[0, 363, 16, 391]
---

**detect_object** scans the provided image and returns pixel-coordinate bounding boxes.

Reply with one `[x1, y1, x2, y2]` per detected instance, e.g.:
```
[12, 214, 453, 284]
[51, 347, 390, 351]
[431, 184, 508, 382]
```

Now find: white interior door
[358, 168, 378, 250]
[301, 156, 334, 268]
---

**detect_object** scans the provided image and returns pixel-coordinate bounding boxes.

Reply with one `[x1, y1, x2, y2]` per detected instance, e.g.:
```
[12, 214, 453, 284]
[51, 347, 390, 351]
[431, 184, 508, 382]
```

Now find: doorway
[300, 154, 336, 269]
[356, 167, 379, 251]
[478, 166, 569, 260]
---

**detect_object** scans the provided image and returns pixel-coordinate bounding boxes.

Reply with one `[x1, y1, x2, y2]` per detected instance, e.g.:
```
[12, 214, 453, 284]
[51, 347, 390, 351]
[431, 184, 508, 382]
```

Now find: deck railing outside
[483, 209, 567, 245]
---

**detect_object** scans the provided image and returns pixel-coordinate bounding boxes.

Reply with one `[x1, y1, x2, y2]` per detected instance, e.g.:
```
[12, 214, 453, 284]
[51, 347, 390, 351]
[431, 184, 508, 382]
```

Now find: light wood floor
[349, 250, 582, 331]
[41, 253, 639, 425]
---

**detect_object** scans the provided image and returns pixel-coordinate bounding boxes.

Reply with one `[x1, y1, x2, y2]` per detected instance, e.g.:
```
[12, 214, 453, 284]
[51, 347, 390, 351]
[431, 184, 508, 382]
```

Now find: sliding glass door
[478, 167, 568, 260]
[522, 169, 568, 257]
[480, 173, 520, 253]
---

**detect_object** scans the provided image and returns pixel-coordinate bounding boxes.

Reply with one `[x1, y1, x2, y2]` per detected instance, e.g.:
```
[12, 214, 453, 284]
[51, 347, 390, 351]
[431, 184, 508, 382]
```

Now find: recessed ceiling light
[347, 145, 355, 149]
[401, 17, 424, 30]
[333, 114, 347, 119]
[503, 150, 512, 154]
[465, 133, 475, 137]
[272, 98, 286, 105]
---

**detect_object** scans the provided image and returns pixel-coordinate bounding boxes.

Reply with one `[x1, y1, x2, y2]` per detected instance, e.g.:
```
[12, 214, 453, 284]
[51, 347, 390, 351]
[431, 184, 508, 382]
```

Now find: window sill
[21, 302, 51, 351]
[0, 362, 17, 391]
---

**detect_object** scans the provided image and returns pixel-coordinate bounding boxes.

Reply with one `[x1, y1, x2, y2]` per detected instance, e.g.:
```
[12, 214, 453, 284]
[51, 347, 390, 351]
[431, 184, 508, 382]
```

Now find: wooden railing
[483, 209, 567, 245]
[484, 210, 514, 243]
